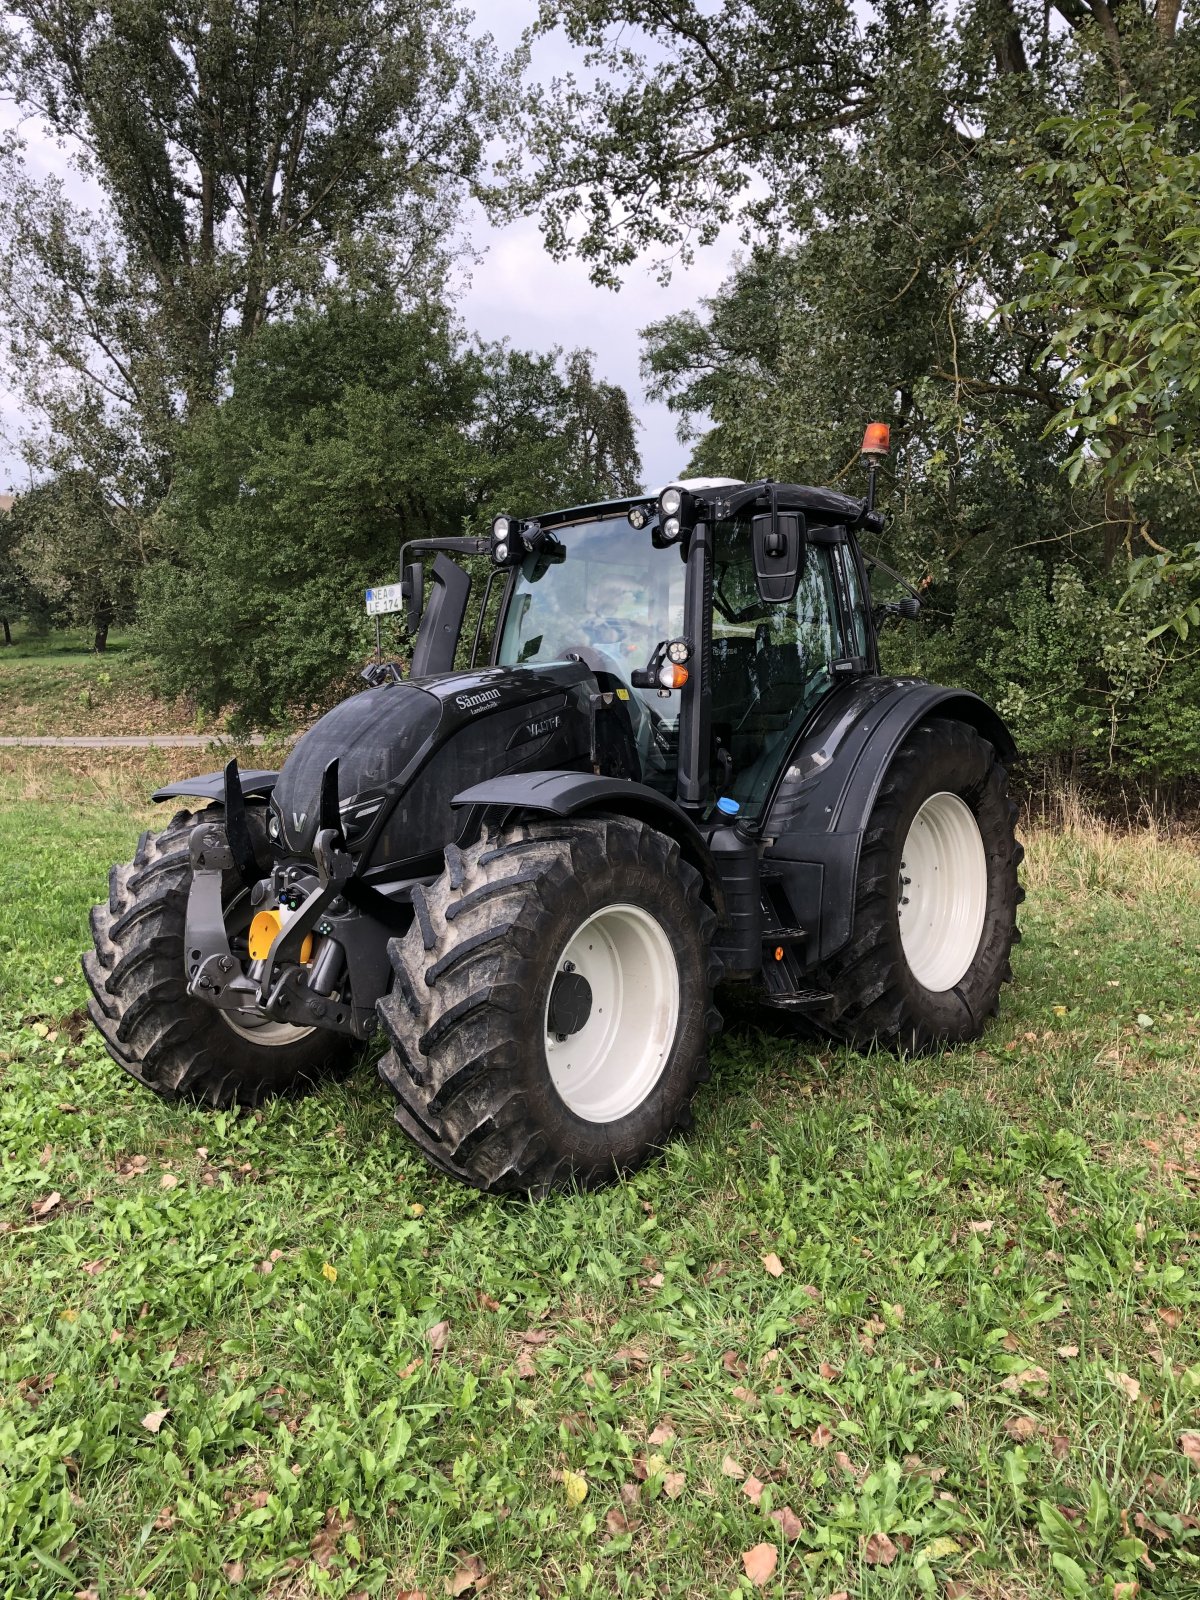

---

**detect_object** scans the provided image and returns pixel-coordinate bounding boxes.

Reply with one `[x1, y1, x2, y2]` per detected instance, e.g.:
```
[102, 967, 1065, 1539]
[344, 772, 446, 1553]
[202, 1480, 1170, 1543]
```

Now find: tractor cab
[401, 474, 887, 827]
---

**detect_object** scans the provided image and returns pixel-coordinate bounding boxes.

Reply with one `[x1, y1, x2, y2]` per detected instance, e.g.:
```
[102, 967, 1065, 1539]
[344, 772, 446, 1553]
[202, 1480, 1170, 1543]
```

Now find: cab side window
[710, 520, 842, 815]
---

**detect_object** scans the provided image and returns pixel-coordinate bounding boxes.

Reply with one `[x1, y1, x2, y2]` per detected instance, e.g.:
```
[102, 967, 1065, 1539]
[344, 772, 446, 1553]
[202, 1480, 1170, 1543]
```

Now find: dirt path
[0, 734, 269, 748]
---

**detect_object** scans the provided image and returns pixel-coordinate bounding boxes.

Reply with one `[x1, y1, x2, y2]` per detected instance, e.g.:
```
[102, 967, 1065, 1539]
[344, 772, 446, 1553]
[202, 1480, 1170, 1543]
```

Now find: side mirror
[401, 560, 424, 633]
[752, 501, 806, 604]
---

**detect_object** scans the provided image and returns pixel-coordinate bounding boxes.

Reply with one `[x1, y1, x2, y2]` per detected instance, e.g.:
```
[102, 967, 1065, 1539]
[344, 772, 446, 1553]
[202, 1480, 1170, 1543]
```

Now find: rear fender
[763, 680, 1016, 964]
[452, 770, 725, 921]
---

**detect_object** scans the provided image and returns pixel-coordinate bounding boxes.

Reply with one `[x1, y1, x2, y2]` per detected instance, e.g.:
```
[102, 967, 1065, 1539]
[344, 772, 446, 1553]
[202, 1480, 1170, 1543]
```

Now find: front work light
[660, 486, 683, 517]
[861, 422, 891, 458]
[490, 513, 523, 566]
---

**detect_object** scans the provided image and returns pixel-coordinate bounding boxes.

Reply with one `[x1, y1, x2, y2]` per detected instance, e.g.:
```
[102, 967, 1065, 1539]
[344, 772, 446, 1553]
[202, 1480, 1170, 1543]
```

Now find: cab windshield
[496, 514, 684, 692]
[495, 513, 685, 792]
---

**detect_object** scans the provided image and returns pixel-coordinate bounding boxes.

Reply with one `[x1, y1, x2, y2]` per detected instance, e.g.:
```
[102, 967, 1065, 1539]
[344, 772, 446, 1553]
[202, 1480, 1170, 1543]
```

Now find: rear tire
[83, 806, 356, 1107]
[808, 718, 1023, 1050]
[376, 815, 722, 1194]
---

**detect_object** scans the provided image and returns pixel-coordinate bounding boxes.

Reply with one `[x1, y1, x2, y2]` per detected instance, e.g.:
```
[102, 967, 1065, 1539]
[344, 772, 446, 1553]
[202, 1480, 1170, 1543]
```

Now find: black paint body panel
[152, 768, 279, 803]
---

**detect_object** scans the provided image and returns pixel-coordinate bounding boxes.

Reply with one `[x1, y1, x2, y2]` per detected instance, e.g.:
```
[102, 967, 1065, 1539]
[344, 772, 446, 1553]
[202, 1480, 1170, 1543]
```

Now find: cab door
[709, 519, 865, 816]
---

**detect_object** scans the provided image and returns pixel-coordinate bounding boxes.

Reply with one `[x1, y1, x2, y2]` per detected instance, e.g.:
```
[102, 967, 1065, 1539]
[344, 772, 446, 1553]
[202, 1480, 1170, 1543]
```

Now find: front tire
[808, 718, 1023, 1050]
[376, 815, 721, 1194]
[83, 807, 355, 1107]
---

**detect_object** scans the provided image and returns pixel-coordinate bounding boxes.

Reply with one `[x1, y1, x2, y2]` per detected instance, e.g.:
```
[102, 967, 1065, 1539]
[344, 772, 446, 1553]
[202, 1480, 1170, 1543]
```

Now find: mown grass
[0, 626, 217, 738]
[1, 760, 1197, 1599]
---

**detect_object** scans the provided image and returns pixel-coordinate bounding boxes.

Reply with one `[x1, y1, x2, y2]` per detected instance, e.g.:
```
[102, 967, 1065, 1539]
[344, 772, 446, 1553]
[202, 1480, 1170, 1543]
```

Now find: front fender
[152, 768, 278, 804]
[452, 769, 725, 920]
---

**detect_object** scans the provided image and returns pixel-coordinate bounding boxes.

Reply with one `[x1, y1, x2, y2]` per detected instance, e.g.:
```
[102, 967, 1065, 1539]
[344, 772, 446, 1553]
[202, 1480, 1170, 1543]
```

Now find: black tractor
[84, 429, 1022, 1193]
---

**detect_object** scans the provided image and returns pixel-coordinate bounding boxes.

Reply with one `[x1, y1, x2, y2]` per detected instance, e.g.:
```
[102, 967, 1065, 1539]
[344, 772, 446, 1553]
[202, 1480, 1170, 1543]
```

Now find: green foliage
[513, 0, 1200, 792]
[140, 297, 643, 724]
[1, 768, 1199, 1593]
[5, 473, 141, 651]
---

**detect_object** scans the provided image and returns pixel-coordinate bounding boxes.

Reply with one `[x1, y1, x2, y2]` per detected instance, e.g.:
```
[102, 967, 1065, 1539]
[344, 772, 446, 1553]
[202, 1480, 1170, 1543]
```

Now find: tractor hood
[270, 660, 595, 866]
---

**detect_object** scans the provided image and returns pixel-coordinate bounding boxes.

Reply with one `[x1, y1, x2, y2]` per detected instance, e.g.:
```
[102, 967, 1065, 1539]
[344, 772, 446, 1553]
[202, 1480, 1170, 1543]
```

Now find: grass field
[0, 627, 219, 738]
[1, 756, 1197, 1599]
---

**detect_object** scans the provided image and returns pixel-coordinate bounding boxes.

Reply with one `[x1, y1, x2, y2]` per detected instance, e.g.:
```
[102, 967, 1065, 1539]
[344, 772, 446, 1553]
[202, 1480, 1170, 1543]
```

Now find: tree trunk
[1, 615, 10, 645]
[93, 600, 113, 653]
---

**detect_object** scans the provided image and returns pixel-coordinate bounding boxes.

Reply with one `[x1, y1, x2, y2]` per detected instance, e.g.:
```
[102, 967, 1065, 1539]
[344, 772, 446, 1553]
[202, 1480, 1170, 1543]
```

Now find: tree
[141, 297, 644, 724]
[0, 0, 503, 499]
[1022, 101, 1200, 637]
[7, 472, 141, 650]
[498, 0, 1200, 788]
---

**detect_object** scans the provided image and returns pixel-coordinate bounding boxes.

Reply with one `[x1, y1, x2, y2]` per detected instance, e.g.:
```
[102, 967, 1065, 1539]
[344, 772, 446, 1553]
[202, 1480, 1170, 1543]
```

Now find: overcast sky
[0, 2, 738, 496]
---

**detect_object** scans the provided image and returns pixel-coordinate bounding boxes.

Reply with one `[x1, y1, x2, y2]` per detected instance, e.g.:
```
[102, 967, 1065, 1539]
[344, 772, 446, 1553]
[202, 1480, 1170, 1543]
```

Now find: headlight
[661, 515, 681, 540]
[660, 487, 682, 517]
[492, 514, 512, 539]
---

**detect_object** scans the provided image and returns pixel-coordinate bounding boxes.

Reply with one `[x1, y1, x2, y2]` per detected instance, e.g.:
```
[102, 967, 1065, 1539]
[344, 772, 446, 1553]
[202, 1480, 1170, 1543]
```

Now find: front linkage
[184, 761, 390, 1041]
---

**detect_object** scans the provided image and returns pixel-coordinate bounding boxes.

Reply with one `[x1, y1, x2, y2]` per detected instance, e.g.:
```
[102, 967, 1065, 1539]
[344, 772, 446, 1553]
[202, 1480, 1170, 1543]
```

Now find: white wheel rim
[898, 791, 988, 992]
[545, 903, 680, 1123]
[218, 1010, 315, 1046]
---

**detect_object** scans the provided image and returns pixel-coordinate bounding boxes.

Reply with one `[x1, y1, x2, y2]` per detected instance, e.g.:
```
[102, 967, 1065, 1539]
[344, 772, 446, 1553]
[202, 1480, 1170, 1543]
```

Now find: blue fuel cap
[716, 796, 740, 816]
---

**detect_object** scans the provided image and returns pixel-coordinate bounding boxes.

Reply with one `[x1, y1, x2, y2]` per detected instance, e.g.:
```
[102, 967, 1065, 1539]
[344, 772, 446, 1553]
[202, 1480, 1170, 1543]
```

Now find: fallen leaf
[1180, 1432, 1200, 1467]
[1051, 1434, 1071, 1459]
[520, 1328, 553, 1344]
[862, 1531, 898, 1566]
[619, 1482, 640, 1506]
[222, 1561, 244, 1584]
[741, 1474, 764, 1505]
[721, 1349, 746, 1375]
[731, 1385, 758, 1405]
[648, 1421, 675, 1446]
[81, 1259, 107, 1277]
[834, 1450, 860, 1480]
[1158, 1308, 1182, 1330]
[141, 1408, 170, 1434]
[1113, 1585, 1140, 1599]
[321, 1261, 337, 1283]
[817, 1361, 840, 1380]
[721, 1454, 745, 1478]
[31, 1191, 62, 1219]
[810, 1423, 833, 1448]
[999, 1366, 1050, 1393]
[159, 1173, 178, 1190]
[643, 1271, 664, 1289]
[410, 1202, 425, 1217]
[770, 1505, 803, 1539]
[479, 1291, 500, 1311]
[447, 1555, 487, 1596]
[515, 1348, 537, 1379]
[605, 1505, 631, 1536]
[562, 1471, 588, 1506]
[741, 1543, 778, 1586]
[1107, 1369, 1141, 1401]
[399, 1356, 423, 1379]
[73, 1591, 99, 1600]
[663, 1470, 686, 1499]
[426, 1320, 449, 1352]
[1004, 1416, 1039, 1442]
[311, 1506, 356, 1569]
[1056, 1344, 1079, 1359]
[967, 1219, 993, 1234]
[152, 1507, 174, 1531]
[762, 1252, 784, 1278]
[39, 1143, 52, 1168]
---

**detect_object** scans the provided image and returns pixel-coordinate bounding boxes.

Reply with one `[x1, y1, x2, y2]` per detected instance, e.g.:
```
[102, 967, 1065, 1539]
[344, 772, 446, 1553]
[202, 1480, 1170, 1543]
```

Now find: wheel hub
[548, 967, 593, 1037]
